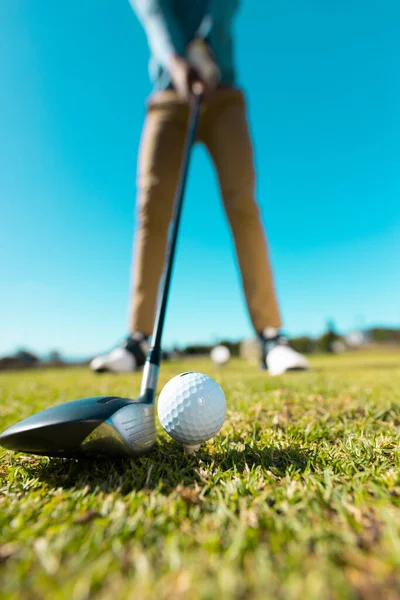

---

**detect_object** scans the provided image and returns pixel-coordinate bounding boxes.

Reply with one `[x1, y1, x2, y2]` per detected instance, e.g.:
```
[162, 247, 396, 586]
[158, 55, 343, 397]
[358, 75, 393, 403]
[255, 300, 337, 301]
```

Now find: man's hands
[169, 54, 205, 101]
[169, 40, 221, 102]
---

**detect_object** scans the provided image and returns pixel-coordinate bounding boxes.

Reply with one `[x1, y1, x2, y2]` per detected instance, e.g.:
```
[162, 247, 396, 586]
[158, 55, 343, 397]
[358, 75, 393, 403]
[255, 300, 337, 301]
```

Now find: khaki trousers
[130, 88, 281, 335]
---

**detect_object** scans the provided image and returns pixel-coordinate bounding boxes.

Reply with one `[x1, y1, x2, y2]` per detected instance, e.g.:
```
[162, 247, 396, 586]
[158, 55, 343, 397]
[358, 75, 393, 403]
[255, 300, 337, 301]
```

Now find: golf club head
[0, 395, 156, 458]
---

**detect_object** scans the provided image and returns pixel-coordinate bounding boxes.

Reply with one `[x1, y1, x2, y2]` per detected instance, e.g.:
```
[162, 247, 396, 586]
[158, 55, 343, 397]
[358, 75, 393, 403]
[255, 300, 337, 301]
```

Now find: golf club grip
[148, 96, 202, 364]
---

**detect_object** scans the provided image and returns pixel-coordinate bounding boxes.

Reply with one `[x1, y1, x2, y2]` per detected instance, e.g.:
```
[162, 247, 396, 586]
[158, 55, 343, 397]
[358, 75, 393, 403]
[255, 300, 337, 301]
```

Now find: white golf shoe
[260, 333, 309, 376]
[90, 334, 149, 374]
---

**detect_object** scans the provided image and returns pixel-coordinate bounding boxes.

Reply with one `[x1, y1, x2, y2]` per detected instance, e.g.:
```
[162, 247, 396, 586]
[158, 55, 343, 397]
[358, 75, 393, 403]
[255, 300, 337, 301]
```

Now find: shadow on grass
[210, 444, 314, 473]
[32, 440, 314, 495]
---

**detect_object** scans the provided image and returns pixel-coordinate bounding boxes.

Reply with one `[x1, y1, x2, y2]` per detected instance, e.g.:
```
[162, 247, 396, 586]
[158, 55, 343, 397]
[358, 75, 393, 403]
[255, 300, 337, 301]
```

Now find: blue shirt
[130, 0, 239, 90]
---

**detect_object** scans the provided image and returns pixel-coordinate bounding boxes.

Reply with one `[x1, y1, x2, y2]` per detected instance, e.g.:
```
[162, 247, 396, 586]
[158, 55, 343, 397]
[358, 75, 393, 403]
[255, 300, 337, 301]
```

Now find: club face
[0, 394, 157, 458]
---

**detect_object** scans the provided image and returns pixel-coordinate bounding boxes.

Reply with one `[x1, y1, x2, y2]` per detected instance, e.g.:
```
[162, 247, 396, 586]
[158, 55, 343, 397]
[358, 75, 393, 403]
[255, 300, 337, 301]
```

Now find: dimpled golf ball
[157, 372, 226, 446]
[210, 344, 231, 366]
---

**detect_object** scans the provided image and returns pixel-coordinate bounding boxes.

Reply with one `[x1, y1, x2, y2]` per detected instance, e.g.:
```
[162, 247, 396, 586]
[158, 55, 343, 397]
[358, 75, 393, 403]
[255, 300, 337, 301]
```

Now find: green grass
[1, 350, 400, 599]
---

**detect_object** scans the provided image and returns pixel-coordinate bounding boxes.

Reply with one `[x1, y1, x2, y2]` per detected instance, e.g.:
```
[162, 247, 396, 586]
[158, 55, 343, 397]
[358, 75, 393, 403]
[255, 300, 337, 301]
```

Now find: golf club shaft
[140, 95, 202, 395]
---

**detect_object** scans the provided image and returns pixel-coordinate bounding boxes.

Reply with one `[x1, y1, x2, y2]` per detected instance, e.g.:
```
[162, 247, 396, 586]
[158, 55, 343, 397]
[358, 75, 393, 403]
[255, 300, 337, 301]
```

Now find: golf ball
[210, 344, 231, 366]
[157, 372, 226, 446]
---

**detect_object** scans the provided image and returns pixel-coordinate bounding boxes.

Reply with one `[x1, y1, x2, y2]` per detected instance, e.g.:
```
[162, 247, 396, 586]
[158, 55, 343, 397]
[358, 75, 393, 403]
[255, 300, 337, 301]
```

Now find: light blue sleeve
[129, 0, 186, 68]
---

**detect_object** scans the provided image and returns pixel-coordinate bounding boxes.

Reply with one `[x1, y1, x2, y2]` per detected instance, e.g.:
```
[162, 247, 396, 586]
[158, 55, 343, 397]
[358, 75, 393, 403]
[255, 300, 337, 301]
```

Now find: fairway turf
[1, 351, 400, 600]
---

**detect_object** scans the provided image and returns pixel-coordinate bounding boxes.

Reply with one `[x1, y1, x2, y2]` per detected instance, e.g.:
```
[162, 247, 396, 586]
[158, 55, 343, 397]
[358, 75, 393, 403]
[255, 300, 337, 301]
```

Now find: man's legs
[201, 89, 281, 333]
[91, 88, 308, 375]
[129, 93, 191, 335]
[91, 92, 191, 373]
[201, 89, 308, 373]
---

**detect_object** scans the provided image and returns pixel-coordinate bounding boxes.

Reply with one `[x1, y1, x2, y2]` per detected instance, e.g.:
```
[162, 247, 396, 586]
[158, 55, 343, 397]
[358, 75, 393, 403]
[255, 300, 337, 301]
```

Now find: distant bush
[182, 340, 240, 357]
[369, 328, 400, 344]
[218, 340, 241, 357]
[183, 345, 213, 355]
[316, 330, 341, 353]
[290, 336, 315, 354]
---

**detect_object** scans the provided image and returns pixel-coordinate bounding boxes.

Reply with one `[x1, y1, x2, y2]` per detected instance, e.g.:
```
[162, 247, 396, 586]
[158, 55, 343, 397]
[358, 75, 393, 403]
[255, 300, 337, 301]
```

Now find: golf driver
[0, 94, 202, 458]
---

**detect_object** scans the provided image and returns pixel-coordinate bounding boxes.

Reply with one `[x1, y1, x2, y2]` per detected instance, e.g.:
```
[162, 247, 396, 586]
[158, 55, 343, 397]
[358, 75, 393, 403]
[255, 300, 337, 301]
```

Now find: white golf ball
[210, 344, 231, 366]
[157, 372, 226, 446]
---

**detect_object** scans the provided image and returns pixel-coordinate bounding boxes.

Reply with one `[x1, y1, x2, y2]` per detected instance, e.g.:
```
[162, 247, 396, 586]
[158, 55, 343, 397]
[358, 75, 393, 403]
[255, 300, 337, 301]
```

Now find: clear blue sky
[1, 0, 399, 357]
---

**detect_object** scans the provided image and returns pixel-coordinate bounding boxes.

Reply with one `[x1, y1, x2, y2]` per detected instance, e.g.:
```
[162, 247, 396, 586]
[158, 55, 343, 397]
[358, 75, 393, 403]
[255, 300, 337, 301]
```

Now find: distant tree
[316, 320, 341, 353]
[15, 349, 39, 365]
[368, 328, 400, 344]
[0, 349, 40, 371]
[290, 336, 315, 354]
[183, 345, 213, 355]
[48, 350, 64, 365]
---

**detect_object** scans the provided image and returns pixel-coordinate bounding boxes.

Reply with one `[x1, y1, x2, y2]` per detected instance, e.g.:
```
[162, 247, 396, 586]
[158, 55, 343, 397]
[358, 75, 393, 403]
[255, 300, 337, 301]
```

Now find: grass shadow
[209, 444, 314, 473]
[31, 440, 314, 495]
